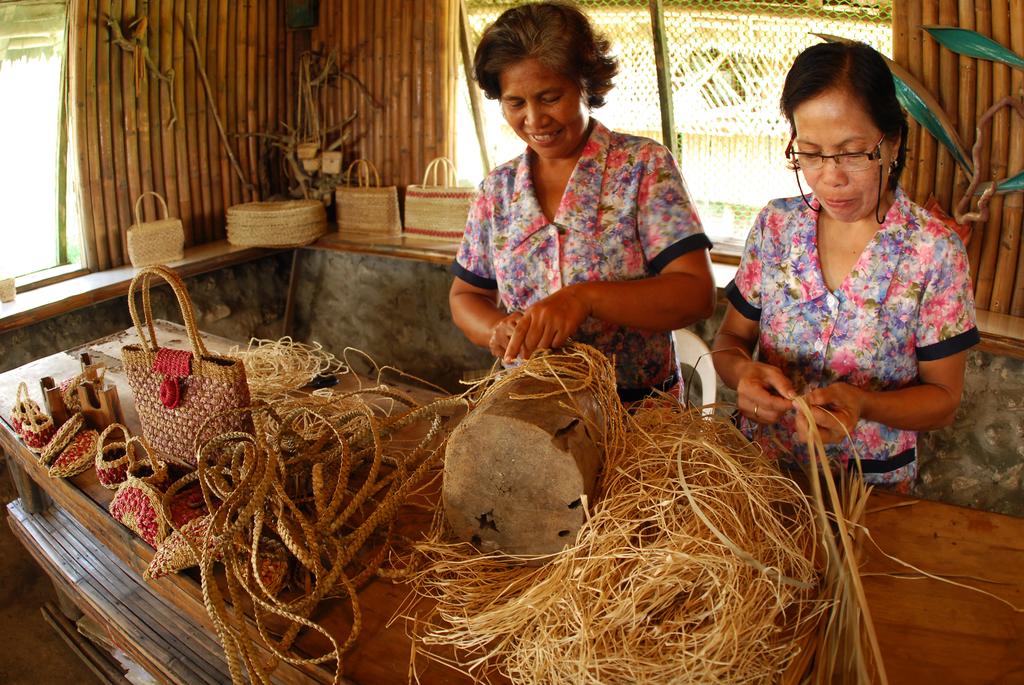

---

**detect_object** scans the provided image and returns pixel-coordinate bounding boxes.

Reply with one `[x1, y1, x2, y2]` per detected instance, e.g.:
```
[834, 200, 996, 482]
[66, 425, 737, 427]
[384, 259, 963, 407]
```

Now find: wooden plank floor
[7, 499, 233, 685]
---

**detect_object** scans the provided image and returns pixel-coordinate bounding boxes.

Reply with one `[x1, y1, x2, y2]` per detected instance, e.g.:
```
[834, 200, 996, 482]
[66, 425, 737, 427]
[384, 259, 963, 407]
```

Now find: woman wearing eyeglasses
[712, 41, 979, 489]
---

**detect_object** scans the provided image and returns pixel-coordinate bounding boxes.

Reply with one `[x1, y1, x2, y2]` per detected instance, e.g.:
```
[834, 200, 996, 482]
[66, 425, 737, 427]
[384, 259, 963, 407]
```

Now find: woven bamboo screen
[893, 0, 1024, 315]
[68, 0, 458, 272]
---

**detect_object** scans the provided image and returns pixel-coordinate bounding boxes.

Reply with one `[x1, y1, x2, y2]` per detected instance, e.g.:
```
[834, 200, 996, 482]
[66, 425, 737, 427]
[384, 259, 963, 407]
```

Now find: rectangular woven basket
[127, 191, 185, 267]
[336, 159, 402, 238]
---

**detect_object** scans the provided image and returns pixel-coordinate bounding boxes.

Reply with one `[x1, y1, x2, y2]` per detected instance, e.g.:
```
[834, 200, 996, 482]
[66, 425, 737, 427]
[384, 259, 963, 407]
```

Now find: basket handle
[15, 381, 29, 408]
[343, 159, 381, 188]
[133, 191, 171, 226]
[127, 265, 210, 361]
[422, 157, 458, 187]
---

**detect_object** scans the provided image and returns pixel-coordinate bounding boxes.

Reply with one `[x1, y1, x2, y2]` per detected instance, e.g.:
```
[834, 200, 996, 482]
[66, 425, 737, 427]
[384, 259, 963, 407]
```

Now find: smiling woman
[448, 1, 716, 403]
[0, 2, 81, 284]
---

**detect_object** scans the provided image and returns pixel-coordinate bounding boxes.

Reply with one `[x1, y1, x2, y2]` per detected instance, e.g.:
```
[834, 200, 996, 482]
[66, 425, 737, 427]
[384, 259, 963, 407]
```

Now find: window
[0, 1, 81, 284]
[457, 0, 891, 254]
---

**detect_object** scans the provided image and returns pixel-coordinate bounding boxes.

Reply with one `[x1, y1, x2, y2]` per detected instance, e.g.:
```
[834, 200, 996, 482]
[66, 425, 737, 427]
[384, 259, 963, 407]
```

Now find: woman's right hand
[735, 360, 796, 424]
[488, 312, 524, 358]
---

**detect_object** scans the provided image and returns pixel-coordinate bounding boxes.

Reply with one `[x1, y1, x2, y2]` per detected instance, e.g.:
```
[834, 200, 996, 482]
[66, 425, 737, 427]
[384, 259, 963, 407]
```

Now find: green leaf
[923, 26, 1024, 70]
[974, 170, 1024, 196]
[813, 33, 974, 177]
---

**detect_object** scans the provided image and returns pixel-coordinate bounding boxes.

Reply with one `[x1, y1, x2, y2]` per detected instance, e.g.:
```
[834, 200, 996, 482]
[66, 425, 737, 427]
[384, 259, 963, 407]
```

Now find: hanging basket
[127, 191, 186, 267]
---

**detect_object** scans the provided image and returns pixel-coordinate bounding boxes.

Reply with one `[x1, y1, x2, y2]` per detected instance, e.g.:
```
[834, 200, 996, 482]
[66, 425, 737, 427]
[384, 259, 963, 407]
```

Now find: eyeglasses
[785, 135, 886, 172]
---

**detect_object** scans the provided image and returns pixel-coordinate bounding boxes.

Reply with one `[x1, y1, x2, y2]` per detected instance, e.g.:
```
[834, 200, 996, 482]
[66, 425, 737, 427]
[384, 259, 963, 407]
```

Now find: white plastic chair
[672, 328, 717, 416]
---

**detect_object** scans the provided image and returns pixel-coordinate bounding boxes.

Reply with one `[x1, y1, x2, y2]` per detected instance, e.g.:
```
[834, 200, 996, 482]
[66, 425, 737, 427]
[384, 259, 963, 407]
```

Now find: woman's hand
[488, 312, 523, 358]
[735, 361, 797, 424]
[503, 286, 591, 363]
[794, 382, 866, 445]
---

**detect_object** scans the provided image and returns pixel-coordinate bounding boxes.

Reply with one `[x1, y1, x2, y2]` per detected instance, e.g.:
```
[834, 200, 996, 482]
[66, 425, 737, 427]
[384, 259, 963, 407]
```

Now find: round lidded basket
[226, 199, 327, 247]
[127, 192, 185, 267]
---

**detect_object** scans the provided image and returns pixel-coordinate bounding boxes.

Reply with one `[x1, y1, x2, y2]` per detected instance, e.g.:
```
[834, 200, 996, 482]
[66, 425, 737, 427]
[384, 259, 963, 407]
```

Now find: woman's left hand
[794, 382, 866, 445]
[503, 286, 591, 363]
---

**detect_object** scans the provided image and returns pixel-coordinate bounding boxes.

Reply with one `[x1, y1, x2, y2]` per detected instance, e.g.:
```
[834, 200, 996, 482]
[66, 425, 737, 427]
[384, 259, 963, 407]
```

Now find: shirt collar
[506, 119, 610, 248]
[786, 187, 912, 305]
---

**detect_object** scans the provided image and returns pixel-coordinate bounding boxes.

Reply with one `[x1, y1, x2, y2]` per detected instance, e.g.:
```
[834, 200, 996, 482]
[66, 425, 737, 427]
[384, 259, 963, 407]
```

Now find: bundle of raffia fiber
[175, 373, 467, 685]
[406, 344, 885, 684]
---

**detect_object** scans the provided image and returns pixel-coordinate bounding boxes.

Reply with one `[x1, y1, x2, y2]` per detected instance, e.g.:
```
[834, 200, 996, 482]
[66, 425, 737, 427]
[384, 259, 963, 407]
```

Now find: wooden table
[2, 324, 1022, 685]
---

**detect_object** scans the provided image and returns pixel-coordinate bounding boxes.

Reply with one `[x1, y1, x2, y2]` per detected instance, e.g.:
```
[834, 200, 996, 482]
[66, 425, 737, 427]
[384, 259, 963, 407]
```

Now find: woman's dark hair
[780, 41, 908, 191]
[473, 1, 618, 109]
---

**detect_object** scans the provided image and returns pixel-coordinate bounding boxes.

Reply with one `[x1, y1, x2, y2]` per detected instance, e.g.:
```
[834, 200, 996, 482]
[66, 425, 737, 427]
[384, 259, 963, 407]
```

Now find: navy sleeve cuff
[916, 327, 980, 361]
[450, 260, 498, 290]
[725, 280, 761, 321]
[648, 233, 713, 274]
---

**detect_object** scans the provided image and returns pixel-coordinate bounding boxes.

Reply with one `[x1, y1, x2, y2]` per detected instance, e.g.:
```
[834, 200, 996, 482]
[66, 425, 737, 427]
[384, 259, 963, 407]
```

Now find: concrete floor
[0, 459, 101, 684]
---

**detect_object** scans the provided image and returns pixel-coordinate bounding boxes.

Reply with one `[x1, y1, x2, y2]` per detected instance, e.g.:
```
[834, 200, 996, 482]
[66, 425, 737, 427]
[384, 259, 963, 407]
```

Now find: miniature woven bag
[122, 265, 252, 467]
[335, 159, 402, 238]
[95, 423, 133, 489]
[10, 382, 55, 453]
[108, 437, 171, 547]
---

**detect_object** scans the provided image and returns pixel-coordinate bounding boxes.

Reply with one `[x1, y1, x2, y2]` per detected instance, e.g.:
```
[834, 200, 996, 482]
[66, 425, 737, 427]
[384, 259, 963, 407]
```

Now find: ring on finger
[753, 404, 759, 418]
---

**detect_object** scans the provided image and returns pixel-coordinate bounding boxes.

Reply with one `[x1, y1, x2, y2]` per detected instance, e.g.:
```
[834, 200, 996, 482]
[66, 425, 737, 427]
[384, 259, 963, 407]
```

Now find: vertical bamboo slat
[97, 0, 121, 265]
[119, 0, 145, 234]
[256, 0, 268, 206]
[81, 0, 106, 270]
[934, 0, 958, 210]
[977, 0, 1011, 310]
[246, 1, 259, 199]
[913, 1, 940, 205]
[902, 0, 923, 195]
[424, 0, 438, 169]
[171, 0, 194, 245]
[1002, 0, 1024, 314]
[373, 0, 385, 176]
[109, 0, 133, 261]
[181, 1, 203, 245]
[127, 0, 155, 226]
[193, 2, 213, 243]
[971, 0, 994, 298]
[957, 0, 981, 276]
[389, 0, 401, 181]
[157, 0, 180, 251]
[145, 0, 165, 221]
[204, 0, 224, 238]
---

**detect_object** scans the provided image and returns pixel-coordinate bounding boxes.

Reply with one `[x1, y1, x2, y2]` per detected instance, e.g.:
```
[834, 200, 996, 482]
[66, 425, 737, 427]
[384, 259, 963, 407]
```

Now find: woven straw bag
[48, 428, 99, 479]
[226, 199, 327, 247]
[96, 423, 133, 489]
[127, 192, 185, 267]
[403, 157, 475, 242]
[122, 265, 253, 467]
[10, 382, 55, 453]
[335, 159, 401, 238]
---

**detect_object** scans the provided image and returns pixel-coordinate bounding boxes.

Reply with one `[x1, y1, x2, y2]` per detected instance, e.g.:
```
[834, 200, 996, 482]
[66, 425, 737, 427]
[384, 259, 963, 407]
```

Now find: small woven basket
[127, 192, 185, 267]
[10, 382, 54, 453]
[335, 159, 402, 238]
[403, 157, 475, 242]
[226, 199, 327, 247]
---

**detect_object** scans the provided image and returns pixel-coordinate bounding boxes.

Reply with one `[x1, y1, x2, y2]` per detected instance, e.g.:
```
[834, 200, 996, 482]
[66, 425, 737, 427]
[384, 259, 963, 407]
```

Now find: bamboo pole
[934, 0, 958, 211]
[127, 0, 155, 228]
[96, 0, 121, 266]
[411, 0, 425, 186]
[204, 0, 223, 238]
[970, 0, 993, 292]
[223, 0, 238, 207]
[79, 0, 104, 271]
[192, 0, 212, 243]
[109, 0, 133, 263]
[424, 0, 438, 169]
[144, 0, 165, 224]
[913, 0, 940, 207]
[977, 0, 1011, 310]
[399, 0, 413, 186]
[120, 0, 145, 233]
[156, 0, 180, 248]
[387, 0, 400, 184]
[231, 0, 247, 203]
[255, 0, 267, 204]
[902, 0, 924, 196]
[373, 0, 385, 179]
[1000, 0, 1024, 315]
[171, 0, 193, 246]
[957, 0, 980, 276]
[180, 0, 205, 245]
[246, 0, 259, 200]
[214, 0, 231, 211]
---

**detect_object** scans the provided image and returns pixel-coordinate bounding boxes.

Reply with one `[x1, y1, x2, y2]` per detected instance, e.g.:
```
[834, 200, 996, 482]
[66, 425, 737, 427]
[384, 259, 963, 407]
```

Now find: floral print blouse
[453, 120, 711, 392]
[726, 188, 980, 484]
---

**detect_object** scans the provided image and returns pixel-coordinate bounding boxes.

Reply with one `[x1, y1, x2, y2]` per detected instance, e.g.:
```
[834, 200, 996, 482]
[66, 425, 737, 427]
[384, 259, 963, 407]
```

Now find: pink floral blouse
[727, 188, 979, 484]
[453, 120, 711, 393]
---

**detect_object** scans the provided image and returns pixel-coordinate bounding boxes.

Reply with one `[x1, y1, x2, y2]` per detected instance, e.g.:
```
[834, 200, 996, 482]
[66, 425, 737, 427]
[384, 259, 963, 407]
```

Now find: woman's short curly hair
[473, 2, 618, 109]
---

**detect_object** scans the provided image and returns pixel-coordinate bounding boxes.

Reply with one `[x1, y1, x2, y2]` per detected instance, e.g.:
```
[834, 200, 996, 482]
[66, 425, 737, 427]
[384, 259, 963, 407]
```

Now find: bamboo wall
[894, 0, 1024, 314]
[68, 0, 458, 272]
[309, 0, 459, 191]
